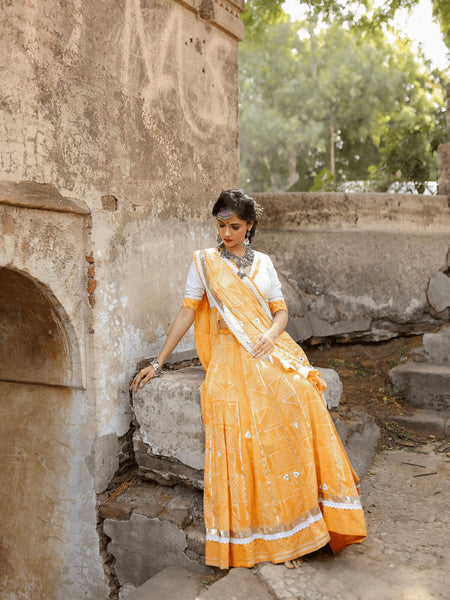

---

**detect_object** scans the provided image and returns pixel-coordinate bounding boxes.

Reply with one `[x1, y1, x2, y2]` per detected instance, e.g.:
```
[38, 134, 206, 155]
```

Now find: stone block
[427, 272, 450, 313]
[389, 363, 450, 410]
[422, 326, 450, 365]
[119, 583, 137, 599]
[133, 367, 205, 470]
[198, 568, 273, 600]
[332, 414, 350, 444]
[133, 366, 343, 487]
[126, 566, 207, 600]
[320, 367, 343, 409]
[133, 437, 204, 490]
[343, 413, 381, 479]
[185, 524, 206, 558]
[103, 513, 208, 587]
[390, 409, 450, 438]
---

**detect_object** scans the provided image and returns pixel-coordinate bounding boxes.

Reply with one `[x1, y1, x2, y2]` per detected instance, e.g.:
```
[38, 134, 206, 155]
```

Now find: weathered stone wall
[0, 184, 107, 598]
[0, 1, 244, 597]
[0, 1, 243, 475]
[253, 192, 450, 343]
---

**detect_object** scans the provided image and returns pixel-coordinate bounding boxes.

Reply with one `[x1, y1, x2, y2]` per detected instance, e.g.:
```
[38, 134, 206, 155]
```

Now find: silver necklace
[218, 244, 255, 278]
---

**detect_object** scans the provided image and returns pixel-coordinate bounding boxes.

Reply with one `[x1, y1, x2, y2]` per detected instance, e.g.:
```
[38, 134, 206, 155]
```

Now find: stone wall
[253, 192, 450, 343]
[0, 1, 244, 597]
[0, 183, 106, 598]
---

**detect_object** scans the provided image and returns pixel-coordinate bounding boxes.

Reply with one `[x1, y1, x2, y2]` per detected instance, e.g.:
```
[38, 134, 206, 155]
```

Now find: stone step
[389, 363, 450, 410]
[198, 567, 274, 600]
[421, 326, 450, 365]
[123, 566, 208, 600]
[390, 408, 450, 439]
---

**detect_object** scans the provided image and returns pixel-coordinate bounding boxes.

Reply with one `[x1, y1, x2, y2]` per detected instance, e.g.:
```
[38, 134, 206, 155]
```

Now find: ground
[308, 334, 433, 449]
[252, 335, 450, 600]
[256, 440, 450, 600]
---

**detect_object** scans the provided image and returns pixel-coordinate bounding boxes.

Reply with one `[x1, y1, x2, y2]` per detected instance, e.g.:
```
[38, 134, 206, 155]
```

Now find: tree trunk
[287, 152, 298, 188]
[330, 123, 335, 176]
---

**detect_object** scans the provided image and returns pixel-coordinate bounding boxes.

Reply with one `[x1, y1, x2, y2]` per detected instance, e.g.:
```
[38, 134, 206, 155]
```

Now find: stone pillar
[438, 82, 450, 194]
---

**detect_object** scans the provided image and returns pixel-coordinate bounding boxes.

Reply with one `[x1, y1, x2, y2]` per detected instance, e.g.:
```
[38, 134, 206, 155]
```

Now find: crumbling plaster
[0, 0, 243, 491]
[0, 1, 244, 597]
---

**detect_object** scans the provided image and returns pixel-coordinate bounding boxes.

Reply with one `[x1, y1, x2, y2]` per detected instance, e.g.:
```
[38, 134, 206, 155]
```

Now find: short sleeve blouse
[181, 250, 287, 314]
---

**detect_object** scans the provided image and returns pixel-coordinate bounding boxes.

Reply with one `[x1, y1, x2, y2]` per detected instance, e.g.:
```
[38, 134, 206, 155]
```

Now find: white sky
[282, 0, 449, 72]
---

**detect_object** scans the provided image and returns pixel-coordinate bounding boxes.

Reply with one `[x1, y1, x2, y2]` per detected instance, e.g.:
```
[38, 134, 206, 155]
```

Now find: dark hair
[212, 189, 259, 242]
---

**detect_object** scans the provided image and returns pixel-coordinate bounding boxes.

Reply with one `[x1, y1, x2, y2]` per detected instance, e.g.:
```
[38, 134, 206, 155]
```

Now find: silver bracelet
[151, 361, 163, 377]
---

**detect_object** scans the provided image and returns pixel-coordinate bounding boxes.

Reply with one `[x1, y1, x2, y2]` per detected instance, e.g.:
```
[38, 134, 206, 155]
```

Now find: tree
[242, 0, 450, 48]
[239, 16, 447, 192]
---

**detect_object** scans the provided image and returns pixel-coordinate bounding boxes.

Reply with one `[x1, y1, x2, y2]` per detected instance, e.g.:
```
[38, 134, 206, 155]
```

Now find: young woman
[131, 189, 366, 570]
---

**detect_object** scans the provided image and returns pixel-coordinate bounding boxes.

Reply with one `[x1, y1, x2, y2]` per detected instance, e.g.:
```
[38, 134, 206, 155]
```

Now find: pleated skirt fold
[201, 329, 367, 569]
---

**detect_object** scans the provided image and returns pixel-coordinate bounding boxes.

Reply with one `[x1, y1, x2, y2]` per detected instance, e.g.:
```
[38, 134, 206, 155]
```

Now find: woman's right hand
[130, 365, 157, 393]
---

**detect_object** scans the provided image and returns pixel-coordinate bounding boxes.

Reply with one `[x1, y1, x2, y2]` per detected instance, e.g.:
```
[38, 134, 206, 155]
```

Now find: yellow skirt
[200, 329, 367, 569]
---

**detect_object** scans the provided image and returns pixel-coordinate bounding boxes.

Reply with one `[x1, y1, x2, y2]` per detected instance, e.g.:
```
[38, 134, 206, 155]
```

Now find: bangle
[151, 361, 163, 377]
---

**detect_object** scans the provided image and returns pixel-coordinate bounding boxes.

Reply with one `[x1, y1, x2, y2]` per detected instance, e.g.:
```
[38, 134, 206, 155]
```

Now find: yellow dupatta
[193, 248, 326, 396]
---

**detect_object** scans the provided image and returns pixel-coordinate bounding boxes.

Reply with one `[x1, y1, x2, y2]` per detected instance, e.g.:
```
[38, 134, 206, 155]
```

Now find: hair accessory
[254, 202, 264, 218]
[217, 207, 233, 220]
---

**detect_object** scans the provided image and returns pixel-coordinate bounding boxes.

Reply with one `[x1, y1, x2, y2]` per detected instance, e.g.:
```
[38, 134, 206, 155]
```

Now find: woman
[131, 189, 366, 570]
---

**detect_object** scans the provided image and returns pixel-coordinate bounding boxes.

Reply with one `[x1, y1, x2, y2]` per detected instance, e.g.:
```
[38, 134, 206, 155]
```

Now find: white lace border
[206, 498, 363, 545]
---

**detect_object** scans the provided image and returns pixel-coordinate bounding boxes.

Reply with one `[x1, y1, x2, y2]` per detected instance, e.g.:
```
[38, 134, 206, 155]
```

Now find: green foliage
[311, 168, 335, 191]
[432, 0, 450, 48]
[239, 13, 447, 192]
[243, 1, 450, 47]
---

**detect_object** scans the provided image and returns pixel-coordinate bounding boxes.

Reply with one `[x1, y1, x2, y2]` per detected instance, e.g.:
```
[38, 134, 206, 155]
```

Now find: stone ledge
[389, 363, 450, 410]
[390, 409, 450, 439]
[0, 180, 90, 215]
[175, 0, 245, 41]
[132, 365, 343, 488]
[254, 192, 450, 233]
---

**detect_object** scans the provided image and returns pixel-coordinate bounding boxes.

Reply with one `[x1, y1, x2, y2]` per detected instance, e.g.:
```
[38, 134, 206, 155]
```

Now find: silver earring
[243, 231, 250, 247]
[217, 234, 223, 247]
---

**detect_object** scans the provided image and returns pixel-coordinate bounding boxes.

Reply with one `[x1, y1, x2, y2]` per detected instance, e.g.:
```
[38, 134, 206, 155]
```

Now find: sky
[283, 0, 448, 72]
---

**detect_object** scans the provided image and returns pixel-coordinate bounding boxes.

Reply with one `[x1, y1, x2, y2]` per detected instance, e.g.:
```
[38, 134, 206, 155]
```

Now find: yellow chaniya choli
[181, 247, 366, 569]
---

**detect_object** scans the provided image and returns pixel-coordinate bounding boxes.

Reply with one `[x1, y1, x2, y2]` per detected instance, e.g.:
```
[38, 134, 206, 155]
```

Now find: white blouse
[184, 249, 285, 306]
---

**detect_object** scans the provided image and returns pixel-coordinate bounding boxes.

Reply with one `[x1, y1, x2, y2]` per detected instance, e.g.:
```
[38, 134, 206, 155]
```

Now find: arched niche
[0, 267, 82, 388]
[0, 267, 86, 597]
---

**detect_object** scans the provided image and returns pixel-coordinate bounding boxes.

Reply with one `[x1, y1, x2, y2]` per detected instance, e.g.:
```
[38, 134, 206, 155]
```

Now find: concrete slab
[255, 444, 450, 600]
[126, 566, 206, 600]
[103, 513, 210, 587]
[389, 363, 450, 410]
[198, 568, 274, 600]
[391, 409, 450, 438]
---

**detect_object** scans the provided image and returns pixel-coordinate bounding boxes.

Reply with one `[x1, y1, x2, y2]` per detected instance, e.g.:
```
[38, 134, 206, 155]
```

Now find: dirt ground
[306, 334, 441, 450]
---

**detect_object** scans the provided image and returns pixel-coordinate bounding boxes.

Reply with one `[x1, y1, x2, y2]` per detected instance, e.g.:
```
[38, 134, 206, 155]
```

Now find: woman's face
[216, 211, 253, 254]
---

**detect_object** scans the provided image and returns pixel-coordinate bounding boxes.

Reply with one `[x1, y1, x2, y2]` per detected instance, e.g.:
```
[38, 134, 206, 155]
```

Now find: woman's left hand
[251, 333, 275, 359]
